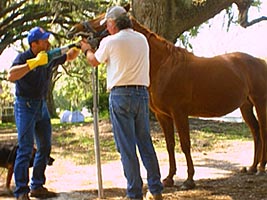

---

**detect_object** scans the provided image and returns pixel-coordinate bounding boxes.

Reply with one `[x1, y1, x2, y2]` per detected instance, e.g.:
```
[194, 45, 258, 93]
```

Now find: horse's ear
[124, 4, 130, 12]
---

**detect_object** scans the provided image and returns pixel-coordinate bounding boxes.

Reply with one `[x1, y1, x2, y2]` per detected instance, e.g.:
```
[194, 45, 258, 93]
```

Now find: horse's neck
[131, 18, 187, 71]
[131, 18, 169, 48]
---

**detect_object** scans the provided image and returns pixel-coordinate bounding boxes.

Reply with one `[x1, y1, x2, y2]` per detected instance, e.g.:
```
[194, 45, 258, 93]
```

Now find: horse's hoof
[240, 167, 247, 173]
[162, 178, 174, 187]
[180, 179, 196, 190]
[256, 170, 266, 176]
[247, 167, 257, 175]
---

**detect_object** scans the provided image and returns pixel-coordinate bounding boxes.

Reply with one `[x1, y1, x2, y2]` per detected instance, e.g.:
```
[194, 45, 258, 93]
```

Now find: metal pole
[92, 66, 104, 198]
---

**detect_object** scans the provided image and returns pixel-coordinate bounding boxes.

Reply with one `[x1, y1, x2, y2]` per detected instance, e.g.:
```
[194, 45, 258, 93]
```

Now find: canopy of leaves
[0, 0, 114, 114]
[0, 0, 110, 54]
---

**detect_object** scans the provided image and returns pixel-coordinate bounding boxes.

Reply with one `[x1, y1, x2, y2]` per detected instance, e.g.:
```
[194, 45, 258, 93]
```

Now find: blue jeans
[109, 87, 163, 199]
[14, 96, 52, 197]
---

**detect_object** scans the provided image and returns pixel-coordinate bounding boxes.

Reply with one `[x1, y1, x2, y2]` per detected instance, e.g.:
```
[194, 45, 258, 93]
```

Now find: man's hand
[80, 39, 93, 55]
[26, 51, 48, 70]
[80, 39, 100, 67]
[66, 47, 80, 61]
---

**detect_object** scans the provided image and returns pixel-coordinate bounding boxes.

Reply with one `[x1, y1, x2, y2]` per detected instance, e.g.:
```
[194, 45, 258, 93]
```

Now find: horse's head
[67, 14, 106, 39]
[66, 14, 108, 49]
[67, 4, 130, 49]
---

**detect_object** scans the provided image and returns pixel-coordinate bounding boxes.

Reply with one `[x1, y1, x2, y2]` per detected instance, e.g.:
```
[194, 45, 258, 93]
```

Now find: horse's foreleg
[156, 114, 176, 187]
[240, 101, 260, 173]
[174, 115, 195, 190]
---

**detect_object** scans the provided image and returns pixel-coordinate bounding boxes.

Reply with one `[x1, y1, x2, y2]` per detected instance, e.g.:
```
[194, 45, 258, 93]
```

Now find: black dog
[0, 143, 54, 190]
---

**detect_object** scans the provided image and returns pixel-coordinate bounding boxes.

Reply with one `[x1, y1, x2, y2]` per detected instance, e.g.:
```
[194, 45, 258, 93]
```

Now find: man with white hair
[80, 5, 163, 200]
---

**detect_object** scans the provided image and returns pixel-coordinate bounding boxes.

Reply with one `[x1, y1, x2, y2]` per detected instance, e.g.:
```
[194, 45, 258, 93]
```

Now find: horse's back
[229, 52, 267, 94]
[191, 52, 267, 116]
[151, 51, 267, 118]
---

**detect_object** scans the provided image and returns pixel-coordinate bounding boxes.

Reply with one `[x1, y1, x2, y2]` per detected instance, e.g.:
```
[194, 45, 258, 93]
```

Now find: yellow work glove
[26, 51, 48, 70]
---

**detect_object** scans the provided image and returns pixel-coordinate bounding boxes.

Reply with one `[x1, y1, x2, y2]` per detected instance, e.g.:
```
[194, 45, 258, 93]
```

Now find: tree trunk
[46, 67, 60, 118]
[132, 0, 235, 42]
[47, 85, 57, 118]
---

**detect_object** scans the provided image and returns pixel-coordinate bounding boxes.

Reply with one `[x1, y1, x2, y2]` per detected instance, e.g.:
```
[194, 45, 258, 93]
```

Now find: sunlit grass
[150, 118, 251, 154]
[53, 126, 119, 165]
[0, 122, 16, 129]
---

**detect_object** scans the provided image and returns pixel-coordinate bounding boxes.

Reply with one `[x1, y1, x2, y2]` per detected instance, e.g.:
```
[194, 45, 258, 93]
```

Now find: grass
[0, 117, 252, 165]
[51, 118, 252, 165]
[50, 117, 120, 165]
[0, 121, 16, 129]
[150, 118, 252, 152]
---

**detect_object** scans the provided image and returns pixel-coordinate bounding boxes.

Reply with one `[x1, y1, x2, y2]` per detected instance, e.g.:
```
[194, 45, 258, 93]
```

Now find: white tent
[60, 110, 85, 123]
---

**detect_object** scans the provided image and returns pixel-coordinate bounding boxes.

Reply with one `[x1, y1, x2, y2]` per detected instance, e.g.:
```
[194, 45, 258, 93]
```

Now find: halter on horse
[67, 20, 108, 50]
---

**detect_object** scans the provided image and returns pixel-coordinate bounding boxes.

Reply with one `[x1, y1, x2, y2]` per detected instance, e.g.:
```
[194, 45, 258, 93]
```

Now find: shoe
[145, 191, 163, 200]
[30, 186, 57, 198]
[17, 193, 30, 200]
[123, 196, 143, 200]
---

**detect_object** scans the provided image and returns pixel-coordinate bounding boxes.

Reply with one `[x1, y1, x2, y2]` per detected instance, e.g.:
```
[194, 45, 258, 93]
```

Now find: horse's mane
[130, 16, 193, 57]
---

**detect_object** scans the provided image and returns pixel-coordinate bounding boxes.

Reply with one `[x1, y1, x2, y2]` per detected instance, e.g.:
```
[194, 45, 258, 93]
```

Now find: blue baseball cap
[27, 27, 50, 44]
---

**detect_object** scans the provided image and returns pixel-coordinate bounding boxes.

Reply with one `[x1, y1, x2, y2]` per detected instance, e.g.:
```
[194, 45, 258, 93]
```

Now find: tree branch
[235, 0, 267, 28]
[243, 16, 267, 27]
[0, 0, 27, 18]
[61, 65, 91, 84]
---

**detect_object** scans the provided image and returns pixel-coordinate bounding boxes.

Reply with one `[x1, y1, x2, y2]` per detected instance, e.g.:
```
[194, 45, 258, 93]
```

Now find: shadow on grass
[1, 170, 266, 200]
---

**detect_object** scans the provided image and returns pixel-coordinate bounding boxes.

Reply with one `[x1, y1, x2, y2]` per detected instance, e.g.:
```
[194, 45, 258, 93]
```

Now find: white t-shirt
[95, 28, 150, 91]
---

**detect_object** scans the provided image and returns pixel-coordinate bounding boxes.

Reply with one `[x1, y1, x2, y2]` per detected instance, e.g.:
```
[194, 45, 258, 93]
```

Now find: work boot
[145, 191, 163, 200]
[17, 193, 30, 200]
[123, 196, 144, 200]
[30, 186, 57, 198]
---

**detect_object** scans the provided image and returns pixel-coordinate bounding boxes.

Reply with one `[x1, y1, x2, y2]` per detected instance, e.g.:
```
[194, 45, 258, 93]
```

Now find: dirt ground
[1, 119, 267, 200]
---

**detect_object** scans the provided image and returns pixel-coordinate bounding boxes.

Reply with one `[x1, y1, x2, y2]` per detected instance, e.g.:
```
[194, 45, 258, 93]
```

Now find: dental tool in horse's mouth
[73, 29, 110, 50]
[73, 32, 98, 49]
[66, 42, 81, 49]
[74, 31, 93, 38]
[65, 36, 83, 49]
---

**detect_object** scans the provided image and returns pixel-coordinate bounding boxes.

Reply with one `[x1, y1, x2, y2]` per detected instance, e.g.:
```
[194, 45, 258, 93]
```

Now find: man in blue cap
[7, 27, 79, 200]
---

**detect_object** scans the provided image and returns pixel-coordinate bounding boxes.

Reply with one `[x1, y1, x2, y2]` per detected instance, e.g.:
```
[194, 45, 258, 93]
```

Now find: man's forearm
[7, 64, 30, 82]
[85, 49, 99, 67]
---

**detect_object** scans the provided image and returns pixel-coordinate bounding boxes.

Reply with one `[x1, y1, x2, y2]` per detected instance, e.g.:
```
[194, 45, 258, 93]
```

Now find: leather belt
[112, 85, 147, 90]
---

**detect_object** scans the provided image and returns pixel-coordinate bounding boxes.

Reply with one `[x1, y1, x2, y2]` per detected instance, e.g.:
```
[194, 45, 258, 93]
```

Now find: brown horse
[67, 7, 267, 189]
